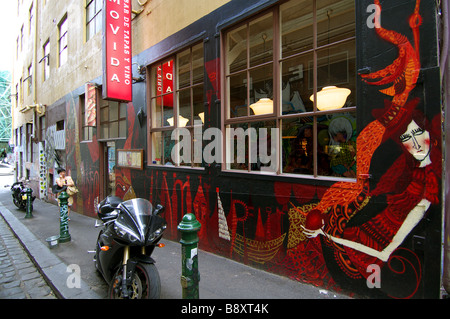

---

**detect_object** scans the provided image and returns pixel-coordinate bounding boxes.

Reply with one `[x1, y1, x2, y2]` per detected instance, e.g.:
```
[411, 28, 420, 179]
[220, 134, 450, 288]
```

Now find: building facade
[12, 0, 450, 299]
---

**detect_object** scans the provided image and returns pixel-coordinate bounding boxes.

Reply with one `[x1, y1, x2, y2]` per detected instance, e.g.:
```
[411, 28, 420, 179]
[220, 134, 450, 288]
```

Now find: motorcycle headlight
[113, 222, 140, 243]
[147, 225, 167, 243]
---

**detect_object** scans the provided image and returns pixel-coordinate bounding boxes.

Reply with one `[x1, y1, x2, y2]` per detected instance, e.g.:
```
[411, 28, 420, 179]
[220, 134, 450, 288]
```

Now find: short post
[58, 191, 71, 243]
[178, 213, 201, 299]
[24, 188, 33, 219]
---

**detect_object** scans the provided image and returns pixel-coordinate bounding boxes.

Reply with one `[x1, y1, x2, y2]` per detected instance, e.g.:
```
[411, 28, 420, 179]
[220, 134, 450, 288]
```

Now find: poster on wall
[85, 83, 97, 127]
[117, 149, 144, 170]
[102, 0, 132, 102]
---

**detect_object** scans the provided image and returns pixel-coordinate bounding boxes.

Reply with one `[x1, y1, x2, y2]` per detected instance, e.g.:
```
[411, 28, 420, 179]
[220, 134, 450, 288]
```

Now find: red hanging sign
[156, 61, 174, 107]
[103, 0, 132, 102]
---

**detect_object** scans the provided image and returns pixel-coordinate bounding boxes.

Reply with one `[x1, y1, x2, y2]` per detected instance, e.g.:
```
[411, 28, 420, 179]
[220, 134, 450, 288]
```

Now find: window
[39, 116, 46, 142]
[15, 84, 19, 107]
[80, 94, 94, 141]
[223, 0, 356, 178]
[27, 64, 32, 96]
[86, 0, 102, 41]
[148, 43, 204, 167]
[20, 25, 24, 52]
[42, 40, 50, 80]
[99, 99, 127, 140]
[19, 127, 23, 146]
[26, 123, 33, 162]
[58, 15, 68, 66]
[29, 3, 33, 35]
[56, 120, 65, 131]
[19, 78, 23, 105]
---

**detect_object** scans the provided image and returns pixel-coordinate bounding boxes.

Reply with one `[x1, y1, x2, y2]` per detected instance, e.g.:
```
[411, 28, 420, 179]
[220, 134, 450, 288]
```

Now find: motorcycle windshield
[117, 198, 154, 242]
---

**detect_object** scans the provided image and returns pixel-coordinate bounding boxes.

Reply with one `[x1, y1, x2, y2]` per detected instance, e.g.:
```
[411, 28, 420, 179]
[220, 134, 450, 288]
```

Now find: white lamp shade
[167, 115, 189, 127]
[310, 86, 351, 111]
[198, 112, 204, 123]
[250, 98, 273, 115]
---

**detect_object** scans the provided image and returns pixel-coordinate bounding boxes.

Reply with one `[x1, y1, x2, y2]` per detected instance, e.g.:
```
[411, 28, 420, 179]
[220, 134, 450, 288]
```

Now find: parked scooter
[10, 181, 36, 211]
[93, 196, 166, 299]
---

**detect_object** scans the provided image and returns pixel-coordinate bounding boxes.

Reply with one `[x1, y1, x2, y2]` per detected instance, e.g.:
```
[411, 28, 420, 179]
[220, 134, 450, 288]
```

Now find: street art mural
[38, 143, 47, 199]
[120, 0, 439, 299]
[63, 96, 101, 217]
[281, 0, 441, 298]
[52, 0, 440, 299]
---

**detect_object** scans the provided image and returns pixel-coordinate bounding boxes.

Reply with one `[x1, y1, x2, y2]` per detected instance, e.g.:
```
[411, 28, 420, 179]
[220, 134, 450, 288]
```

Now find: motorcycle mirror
[94, 220, 104, 228]
[154, 204, 164, 215]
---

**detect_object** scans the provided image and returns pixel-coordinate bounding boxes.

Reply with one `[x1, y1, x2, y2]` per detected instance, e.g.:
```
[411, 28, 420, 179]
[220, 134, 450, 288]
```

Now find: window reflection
[282, 113, 356, 177]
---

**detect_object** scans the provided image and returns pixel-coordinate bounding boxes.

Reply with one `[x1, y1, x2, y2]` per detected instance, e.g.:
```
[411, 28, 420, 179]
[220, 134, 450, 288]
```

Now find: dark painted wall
[55, 0, 442, 298]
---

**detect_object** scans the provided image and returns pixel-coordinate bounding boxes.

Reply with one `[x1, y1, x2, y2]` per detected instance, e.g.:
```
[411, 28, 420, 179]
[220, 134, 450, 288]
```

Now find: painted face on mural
[399, 120, 431, 164]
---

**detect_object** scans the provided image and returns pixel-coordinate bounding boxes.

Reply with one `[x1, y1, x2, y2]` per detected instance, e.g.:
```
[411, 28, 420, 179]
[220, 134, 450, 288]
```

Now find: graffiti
[38, 143, 47, 199]
[62, 96, 101, 217]
[85, 83, 97, 127]
[44, 124, 65, 169]
[59, 204, 69, 233]
[297, 0, 440, 298]
[233, 232, 286, 264]
[45, 0, 440, 299]
[217, 188, 230, 241]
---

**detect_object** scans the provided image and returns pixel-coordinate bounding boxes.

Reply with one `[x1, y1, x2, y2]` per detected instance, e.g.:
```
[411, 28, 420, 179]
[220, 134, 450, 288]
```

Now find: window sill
[146, 164, 206, 173]
[97, 137, 126, 142]
[219, 168, 358, 185]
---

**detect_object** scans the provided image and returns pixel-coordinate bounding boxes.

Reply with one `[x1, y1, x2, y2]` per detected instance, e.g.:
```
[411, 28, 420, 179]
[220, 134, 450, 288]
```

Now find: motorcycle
[11, 181, 36, 211]
[93, 196, 166, 299]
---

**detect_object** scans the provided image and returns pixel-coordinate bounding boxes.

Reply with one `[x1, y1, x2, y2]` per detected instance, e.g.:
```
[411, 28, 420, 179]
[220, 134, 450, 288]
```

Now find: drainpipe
[442, 0, 450, 296]
[32, 0, 39, 134]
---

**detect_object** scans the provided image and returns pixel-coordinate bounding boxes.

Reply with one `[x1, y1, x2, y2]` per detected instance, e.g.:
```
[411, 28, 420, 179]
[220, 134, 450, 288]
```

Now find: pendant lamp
[198, 112, 205, 123]
[167, 115, 189, 127]
[310, 86, 351, 111]
[250, 98, 273, 115]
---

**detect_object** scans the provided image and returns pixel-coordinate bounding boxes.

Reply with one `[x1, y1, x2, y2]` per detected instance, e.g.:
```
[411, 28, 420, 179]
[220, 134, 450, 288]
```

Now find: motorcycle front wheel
[109, 263, 161, 299]
[12, 197, 21, 209]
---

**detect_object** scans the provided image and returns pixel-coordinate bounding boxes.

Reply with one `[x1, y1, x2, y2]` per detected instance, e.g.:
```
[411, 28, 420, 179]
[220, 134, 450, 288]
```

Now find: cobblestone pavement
[0, 216, 57, 299]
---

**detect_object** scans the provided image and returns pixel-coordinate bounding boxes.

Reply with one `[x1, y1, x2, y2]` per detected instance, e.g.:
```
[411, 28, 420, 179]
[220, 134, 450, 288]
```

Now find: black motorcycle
[10, 181, 36, 211]
[93, 196, 166, 299]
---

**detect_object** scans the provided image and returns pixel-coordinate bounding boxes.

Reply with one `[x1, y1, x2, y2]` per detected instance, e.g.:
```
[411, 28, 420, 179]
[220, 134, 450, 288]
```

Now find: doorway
[100, 141, 116, 198]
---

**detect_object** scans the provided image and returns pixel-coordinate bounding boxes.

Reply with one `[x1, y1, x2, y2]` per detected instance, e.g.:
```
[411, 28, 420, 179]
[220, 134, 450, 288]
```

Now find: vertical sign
[162, 61, 174, 107]
[85, 83, 97, 127]
[103, 0, 132, 102]
[156, 61, 174, 107]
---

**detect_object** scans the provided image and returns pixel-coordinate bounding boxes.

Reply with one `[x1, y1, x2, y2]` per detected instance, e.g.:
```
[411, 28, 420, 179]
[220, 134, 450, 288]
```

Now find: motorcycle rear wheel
[109, 263, 161, 299]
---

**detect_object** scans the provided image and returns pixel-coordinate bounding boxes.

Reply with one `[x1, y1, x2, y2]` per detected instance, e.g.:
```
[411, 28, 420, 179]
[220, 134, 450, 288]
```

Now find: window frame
[27, 64, 32, 96]
[29, 3, 33, 35]
[98, 99, 127, 141]
[80, 93, 95, 142]
[42, 40, 50, 81]
[221, 0, 357, 180]
[58, 15, 68, 67]
[147, 42, 205, 168]
[85, 0, 103, 41]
